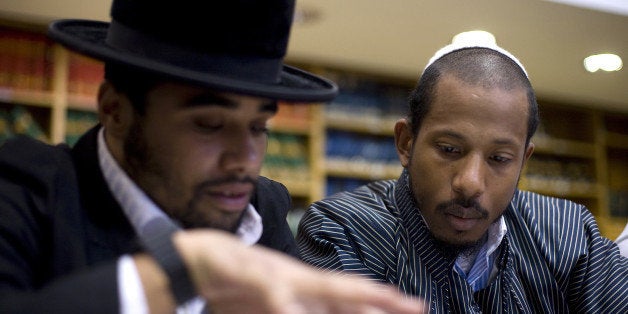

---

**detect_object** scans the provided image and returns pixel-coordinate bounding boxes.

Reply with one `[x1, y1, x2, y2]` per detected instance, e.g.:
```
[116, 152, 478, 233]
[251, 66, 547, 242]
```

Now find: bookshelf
[317, 69, 408, 196]
[0, 23, 99, 145]
[263, 102, 325, 204]
[1, 21, 626, 239]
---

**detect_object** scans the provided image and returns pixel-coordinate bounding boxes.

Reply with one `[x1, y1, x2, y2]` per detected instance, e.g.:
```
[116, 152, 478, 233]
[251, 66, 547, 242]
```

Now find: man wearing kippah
[297, 43, 628, 313]
[0, 0, 425, 313]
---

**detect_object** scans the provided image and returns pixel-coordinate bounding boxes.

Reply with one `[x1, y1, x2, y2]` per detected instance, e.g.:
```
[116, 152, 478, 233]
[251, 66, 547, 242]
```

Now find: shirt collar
[454, 216, 506, 273]
[97, 127, 263, 245]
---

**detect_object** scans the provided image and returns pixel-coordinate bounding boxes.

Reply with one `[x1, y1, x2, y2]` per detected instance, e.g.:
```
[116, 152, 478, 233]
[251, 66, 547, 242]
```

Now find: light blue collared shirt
[453, 216, 507, 291]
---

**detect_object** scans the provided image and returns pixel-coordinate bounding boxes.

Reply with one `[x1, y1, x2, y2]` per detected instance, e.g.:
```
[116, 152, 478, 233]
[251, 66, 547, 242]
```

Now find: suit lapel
[71, 126, 139, 262]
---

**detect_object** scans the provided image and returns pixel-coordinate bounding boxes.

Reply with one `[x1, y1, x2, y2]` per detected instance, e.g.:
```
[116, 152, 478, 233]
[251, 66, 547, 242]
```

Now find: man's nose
[221, 130, 262, 172]
[452, 154, 485, 199]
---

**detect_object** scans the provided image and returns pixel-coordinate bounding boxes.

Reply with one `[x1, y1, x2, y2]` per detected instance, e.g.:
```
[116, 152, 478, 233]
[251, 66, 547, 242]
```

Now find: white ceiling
[286, 0, 628, 113]
[1, 0, 627, 113]
[544, 0, 628, 16]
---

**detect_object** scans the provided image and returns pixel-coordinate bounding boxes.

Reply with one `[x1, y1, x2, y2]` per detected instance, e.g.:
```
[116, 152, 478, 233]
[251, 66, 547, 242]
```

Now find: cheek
[186, 143, 221, 169]
[487, 171, 520, 209]
[253, 137, 268, 164]
[408, 152, 447, 204]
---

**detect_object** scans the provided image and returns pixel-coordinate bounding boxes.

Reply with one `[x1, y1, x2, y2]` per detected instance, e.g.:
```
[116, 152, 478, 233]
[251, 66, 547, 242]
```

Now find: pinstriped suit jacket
[297, 170, 628, 313]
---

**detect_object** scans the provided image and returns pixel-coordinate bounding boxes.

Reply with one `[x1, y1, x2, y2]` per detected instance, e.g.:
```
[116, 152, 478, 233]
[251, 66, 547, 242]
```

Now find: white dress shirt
[96, 127, 263, 313]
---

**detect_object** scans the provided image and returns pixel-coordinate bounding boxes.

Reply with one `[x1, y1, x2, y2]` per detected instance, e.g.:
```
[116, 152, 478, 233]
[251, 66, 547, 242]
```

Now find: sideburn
[123, 112, 150, 179]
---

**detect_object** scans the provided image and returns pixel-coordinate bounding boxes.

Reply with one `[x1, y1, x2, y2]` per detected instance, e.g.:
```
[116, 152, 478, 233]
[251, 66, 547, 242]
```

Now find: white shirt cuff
[118, 255, 149, 314]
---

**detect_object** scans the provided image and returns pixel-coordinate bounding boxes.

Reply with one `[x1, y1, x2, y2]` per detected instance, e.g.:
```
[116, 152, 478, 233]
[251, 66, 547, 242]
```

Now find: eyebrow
[185, 92, 278, 113]
[437, 130, 519, 146]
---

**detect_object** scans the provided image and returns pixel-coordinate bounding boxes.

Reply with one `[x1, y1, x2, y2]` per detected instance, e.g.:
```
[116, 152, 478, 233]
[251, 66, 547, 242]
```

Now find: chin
[432, 232, 484, 258]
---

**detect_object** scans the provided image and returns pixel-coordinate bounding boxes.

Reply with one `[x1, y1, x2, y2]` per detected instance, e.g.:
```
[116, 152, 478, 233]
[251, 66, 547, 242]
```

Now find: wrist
[140, 218, 197, 305]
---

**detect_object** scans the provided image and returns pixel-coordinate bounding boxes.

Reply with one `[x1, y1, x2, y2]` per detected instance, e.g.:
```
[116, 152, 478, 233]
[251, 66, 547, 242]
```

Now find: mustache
[196, 175, 258, 190]
[436, 198, 489, 219]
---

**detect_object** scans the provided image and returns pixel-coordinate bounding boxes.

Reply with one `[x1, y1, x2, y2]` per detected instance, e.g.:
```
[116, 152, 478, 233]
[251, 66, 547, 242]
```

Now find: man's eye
[252, 125, 269, 134]
[438, 144, 460, 154]
[491, 155, 512, 163]
[195, 121, 222, 131]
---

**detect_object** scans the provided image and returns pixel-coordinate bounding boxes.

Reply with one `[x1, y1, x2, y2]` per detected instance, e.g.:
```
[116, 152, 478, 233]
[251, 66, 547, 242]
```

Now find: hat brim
[48, 19, 338, 102]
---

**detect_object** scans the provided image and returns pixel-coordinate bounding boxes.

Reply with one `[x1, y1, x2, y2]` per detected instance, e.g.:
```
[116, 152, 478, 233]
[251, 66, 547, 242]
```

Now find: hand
[175, 230, 426, 313]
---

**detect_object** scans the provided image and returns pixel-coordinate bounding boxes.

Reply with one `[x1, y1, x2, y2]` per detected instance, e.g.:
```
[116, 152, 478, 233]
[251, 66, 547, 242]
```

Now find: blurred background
[0, 0, 626, 238]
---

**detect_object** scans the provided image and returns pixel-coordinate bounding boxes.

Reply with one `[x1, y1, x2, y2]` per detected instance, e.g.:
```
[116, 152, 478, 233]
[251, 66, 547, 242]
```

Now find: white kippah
[424, 42, 528, 77]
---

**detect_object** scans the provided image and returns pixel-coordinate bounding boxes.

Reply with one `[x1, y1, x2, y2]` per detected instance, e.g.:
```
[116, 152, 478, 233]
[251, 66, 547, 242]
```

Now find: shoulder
[251, 176, 291, 217]
[308, 179, 398, 228]
[0, 135, 71, 160]
[0, 136, 79, 236]
[505, 190, 606, 254]
[256, 176, 289, 195]
[508, 190, 591, 223]
[0, 135, 74, 184]
[252, 176, 290, 206]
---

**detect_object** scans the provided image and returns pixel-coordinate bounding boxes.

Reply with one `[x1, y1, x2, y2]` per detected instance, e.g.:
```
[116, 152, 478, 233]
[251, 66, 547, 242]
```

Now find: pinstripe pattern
[297, 170, 628, 313]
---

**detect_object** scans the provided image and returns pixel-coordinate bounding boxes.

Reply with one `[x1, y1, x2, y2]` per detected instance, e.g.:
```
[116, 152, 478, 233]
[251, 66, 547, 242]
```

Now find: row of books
[326, 129, 398, 164]
[67, 53, 104, 97]
[65, 109, 99, 146]
[609, 189, 628, 217]
[526, 155, 595, 183]
[262, 132, 310, 183]
[269, 102, 314, 132]
[0, 104, 98, 145]
[0, 27, 104, 97]
[321, 70, 409, 124]
[0, 105, 48, 143]
[0, 29, 51, 91]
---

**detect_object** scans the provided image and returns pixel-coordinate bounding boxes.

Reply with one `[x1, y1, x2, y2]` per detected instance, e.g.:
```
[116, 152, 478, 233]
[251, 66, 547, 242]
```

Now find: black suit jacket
[0, 126, 298, 313]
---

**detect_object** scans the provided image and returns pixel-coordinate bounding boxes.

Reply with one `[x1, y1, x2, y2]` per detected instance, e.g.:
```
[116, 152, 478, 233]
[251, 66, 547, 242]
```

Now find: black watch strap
[140, 217, 197, 305]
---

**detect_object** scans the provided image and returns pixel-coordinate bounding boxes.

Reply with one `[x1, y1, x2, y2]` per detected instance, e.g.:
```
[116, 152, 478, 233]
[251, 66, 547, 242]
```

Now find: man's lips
[445, 206, 485, 220]
[205, 183, 253, 211]
[444, 205, 485, 231]
[206, 182, 253, 194]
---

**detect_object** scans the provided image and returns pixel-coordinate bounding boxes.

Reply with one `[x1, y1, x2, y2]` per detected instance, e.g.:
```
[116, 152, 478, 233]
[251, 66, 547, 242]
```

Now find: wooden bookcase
[0, 22, 100, 145]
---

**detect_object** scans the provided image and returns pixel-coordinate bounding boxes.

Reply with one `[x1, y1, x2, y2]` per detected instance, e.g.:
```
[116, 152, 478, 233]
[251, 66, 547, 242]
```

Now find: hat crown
[110, 0, 294, 59]
[47, 0, 338, 101]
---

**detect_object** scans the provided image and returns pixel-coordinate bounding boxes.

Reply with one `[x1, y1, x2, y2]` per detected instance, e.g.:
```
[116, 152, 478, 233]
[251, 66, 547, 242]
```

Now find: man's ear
[523, 141, 535, 164]
[394, 118, 414, 168]
[97, 81, 129, 138]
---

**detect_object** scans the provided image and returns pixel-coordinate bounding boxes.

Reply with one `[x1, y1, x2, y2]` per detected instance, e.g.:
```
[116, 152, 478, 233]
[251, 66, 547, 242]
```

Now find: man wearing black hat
[0, 0, 425, 313]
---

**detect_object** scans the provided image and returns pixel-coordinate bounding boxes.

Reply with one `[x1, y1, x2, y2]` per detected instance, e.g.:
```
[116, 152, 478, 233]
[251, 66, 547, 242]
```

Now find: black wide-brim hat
[48, 0, 338, 102]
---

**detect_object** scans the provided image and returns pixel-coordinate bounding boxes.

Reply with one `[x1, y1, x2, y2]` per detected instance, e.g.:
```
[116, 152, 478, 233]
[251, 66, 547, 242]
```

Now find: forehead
[423, 74, 529, 140]
[146, 82, 277, 111]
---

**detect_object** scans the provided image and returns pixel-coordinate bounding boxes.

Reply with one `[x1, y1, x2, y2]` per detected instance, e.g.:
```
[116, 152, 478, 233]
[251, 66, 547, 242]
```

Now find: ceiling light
[583, 54, 623, 72]
[293, 5, 321, 25]
[451, 30, 496, 46]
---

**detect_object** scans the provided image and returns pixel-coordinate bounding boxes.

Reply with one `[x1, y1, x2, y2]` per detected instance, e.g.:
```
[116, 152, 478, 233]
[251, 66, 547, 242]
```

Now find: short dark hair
[407, 48, 539, 146]
[104, 63, 165, 115]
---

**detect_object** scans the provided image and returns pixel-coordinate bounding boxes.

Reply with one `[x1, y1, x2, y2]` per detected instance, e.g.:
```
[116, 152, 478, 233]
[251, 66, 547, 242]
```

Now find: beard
[406, 169, 492, 260]
[122, 114, 257, 231]
[181, 175, 258, 230]
[123, 113, 150, 173]
[431, 232, 488, 262]
[429, 198, 492, 260]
